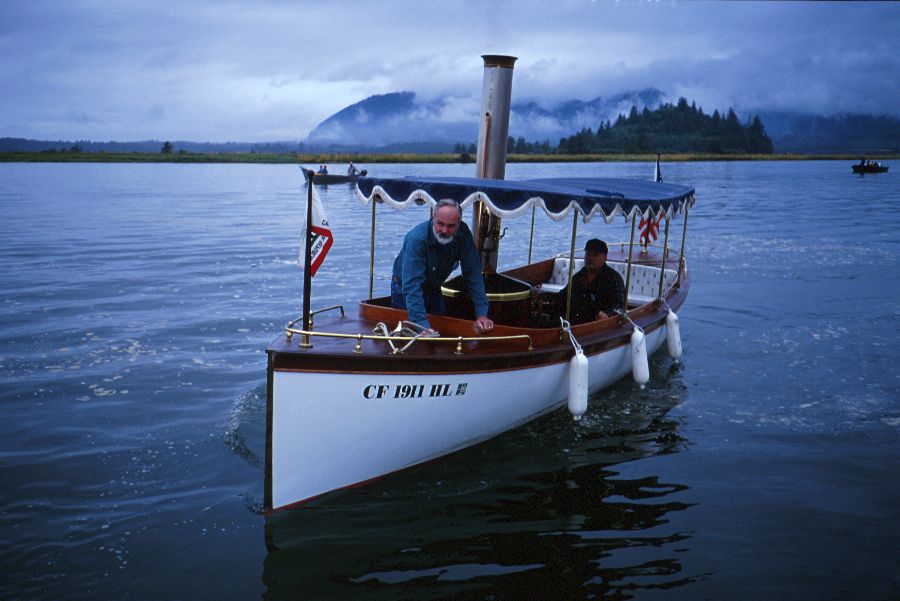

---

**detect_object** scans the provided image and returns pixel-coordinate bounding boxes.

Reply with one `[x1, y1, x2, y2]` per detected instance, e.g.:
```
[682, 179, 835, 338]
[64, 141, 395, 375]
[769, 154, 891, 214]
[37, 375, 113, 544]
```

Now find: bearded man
[391, 198, 494, 335]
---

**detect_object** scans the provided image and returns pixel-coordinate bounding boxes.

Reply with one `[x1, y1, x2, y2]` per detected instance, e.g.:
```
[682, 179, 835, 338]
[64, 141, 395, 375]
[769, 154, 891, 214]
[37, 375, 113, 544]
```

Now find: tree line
[455, 97, 774, 155]
[560, 98, 773, 154]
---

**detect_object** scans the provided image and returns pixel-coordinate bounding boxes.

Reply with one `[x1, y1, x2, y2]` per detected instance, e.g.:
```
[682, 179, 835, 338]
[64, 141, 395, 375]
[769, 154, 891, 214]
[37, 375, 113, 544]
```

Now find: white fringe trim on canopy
[356, 185, 694, 225]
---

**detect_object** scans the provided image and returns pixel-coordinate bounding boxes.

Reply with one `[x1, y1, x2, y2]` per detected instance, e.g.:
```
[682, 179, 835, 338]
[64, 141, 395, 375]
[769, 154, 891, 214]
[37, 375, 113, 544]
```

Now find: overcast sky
[1, 0, 897, 143]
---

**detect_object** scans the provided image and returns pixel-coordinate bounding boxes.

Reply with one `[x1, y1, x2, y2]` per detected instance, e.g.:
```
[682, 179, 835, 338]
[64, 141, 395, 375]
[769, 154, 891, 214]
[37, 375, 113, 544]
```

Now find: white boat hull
[268, 326, 666, 510]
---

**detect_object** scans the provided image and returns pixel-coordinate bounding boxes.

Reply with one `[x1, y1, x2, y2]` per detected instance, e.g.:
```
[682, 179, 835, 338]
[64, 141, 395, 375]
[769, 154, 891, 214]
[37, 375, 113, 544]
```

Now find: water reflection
[263, 368, 698, 600]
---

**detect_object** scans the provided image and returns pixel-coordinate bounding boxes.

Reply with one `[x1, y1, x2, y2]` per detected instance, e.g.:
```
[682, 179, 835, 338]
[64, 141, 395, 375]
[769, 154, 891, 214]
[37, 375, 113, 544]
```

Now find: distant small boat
[301, 166, 368, 184]
[852, 160, 889, 174]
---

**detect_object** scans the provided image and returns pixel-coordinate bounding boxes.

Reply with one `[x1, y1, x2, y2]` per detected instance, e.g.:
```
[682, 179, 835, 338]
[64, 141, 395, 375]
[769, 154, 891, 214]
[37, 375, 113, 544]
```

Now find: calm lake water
[1, 160, 897, 600]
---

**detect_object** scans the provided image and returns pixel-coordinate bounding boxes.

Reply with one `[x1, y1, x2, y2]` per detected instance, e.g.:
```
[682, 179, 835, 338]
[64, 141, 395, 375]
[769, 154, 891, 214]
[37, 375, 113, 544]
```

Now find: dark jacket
[557, 263, 625, 324]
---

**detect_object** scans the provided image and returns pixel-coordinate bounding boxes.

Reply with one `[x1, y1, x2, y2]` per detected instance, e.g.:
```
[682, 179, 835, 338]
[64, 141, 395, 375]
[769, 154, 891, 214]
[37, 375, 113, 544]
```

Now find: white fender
[567, 349, 589, 420]
[666, 310, 682, 360]
[631, 327, 649, 388]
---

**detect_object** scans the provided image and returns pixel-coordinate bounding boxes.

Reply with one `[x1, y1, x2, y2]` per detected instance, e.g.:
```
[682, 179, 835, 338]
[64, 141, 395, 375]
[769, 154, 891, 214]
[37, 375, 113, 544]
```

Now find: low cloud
[1, 1, 896, 142]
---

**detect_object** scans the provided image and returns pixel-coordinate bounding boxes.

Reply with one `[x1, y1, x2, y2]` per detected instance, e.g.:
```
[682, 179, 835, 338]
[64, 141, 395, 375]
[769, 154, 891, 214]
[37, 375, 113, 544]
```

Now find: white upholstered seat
[540, 258, 677, 305]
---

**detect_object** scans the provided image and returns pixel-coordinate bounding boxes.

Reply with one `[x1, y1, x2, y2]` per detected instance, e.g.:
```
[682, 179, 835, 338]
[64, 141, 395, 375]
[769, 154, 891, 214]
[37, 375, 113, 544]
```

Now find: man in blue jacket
[391, 199, 494, 335]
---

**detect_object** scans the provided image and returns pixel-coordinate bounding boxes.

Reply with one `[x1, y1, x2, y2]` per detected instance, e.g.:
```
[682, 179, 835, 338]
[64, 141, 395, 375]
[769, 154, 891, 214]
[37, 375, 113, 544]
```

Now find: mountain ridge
[3, 88, 898, 154]
[305, 88, 669, 149]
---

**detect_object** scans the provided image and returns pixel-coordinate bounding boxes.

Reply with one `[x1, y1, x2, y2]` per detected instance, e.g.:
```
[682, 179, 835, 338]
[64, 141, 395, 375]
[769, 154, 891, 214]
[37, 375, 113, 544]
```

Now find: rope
[372, 321, 435, 354]
[559, 317, 583, 354]
[617, 310, 644, 335]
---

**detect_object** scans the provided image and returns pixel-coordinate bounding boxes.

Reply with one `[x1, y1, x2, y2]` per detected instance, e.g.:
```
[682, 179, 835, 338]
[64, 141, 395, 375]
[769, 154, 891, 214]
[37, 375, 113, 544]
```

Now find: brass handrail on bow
[284, 325, 533, 354]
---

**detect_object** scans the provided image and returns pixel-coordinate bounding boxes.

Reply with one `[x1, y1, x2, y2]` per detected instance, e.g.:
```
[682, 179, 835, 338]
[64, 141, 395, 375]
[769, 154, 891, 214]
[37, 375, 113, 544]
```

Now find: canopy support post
[368, 196, 376, 299]
[624, 212, 638, 310]
[676, 204, 690, 289]
[564, 210, 579, 324]
[657, 215, 671, 298]
[300, 175, 314, 348]
[527, 204, 536, 264]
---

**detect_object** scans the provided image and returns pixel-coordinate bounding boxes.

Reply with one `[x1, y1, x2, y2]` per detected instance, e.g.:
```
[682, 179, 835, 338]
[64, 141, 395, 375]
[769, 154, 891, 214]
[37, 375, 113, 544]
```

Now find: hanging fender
[666, 310, 682, 360]
[567, 349, 589, 420]
[631, 327, 649, 388]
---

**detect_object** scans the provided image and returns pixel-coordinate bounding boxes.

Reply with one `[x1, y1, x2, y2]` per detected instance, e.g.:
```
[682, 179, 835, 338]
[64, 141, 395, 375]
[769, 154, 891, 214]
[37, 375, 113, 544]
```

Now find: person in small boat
[391, 198, 494, 335]
[347, 162, 358, 176]
[317, 164, 328, 174]
[557, 238, 625, 325]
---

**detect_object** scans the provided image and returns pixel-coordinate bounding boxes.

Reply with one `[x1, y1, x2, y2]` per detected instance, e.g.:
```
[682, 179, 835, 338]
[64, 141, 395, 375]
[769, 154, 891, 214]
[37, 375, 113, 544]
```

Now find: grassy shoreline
[0, 151, 896, 164]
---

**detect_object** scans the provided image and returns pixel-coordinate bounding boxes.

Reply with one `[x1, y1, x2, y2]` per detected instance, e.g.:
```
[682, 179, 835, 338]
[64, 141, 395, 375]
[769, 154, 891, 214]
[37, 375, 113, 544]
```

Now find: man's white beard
[433, 225, 454, 245]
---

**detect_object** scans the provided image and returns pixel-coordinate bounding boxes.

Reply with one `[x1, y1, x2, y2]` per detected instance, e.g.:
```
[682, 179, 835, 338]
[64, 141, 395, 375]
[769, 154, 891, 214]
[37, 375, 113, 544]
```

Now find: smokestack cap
[481, 55, 517, 69]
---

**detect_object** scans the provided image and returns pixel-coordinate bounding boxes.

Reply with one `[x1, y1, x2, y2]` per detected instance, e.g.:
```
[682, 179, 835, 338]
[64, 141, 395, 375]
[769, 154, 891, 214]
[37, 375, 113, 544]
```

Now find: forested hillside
[557, 98, 773, 154]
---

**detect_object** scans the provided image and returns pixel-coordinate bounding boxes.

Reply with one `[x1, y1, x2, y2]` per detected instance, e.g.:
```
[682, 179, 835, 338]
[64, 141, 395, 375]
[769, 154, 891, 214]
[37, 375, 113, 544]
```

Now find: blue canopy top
[356, 176, 695, 224]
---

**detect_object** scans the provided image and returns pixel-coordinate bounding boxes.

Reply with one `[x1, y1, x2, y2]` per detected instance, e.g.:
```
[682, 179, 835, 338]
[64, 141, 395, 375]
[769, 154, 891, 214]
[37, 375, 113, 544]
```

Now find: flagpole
[301, 174, 314, 348]
[640, 154, 663, 254]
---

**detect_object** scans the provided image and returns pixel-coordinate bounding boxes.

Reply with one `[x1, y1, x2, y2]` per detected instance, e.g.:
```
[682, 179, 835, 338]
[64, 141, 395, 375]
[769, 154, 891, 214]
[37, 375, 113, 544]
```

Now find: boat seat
[538, 258, 584, 293]
[626, 263, 679, 305]
[539, 258, 678, 305]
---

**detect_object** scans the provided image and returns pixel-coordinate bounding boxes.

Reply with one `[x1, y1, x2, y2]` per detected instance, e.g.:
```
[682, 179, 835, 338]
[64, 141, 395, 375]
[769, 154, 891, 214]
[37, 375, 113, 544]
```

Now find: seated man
[391, 198, 494, 335]
[347, 162, 359, 176]
[557, 238, 625, 324]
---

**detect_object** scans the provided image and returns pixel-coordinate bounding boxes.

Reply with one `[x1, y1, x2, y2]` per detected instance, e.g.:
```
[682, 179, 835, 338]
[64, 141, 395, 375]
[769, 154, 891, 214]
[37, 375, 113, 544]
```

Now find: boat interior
[277, 244, 688, 359]
[359, 246, 684, 333]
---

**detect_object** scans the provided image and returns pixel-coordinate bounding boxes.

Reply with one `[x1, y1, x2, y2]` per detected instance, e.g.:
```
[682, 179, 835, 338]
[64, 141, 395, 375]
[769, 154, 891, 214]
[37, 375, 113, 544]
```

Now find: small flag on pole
[639, 211, 660, 247]
[299, 185, 333, 277]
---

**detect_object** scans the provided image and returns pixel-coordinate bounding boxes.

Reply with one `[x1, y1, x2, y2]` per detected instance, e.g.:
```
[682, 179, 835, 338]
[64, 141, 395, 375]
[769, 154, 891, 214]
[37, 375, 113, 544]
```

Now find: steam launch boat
[265, 56, 696, 511]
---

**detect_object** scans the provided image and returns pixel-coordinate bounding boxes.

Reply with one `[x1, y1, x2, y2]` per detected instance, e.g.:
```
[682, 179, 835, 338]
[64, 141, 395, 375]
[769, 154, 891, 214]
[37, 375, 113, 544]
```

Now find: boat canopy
[357, 176, 695, 224]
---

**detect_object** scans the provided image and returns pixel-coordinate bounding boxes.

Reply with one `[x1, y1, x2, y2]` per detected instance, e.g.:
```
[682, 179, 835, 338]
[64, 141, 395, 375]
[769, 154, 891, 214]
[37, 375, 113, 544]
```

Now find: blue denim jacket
[392, 219, 488, 328]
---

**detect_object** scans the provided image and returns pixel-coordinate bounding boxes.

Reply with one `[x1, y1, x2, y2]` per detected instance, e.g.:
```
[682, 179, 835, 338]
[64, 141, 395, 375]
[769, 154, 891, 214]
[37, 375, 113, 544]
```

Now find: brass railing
[284, 325, 533, 355]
